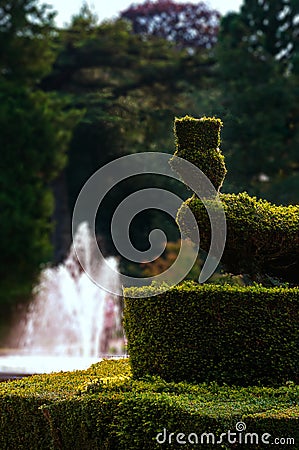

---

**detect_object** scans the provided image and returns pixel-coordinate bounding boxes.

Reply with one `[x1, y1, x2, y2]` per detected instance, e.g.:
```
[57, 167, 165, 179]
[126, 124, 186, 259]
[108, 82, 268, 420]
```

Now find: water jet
[0, 222, 124, 378]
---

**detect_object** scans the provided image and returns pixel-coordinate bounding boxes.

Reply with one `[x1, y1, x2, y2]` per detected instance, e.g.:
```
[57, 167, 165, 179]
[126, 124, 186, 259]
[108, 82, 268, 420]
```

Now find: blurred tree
[215, 0, 299, 202]
[0, 83, 80, 309]
[140, 239, 202, 281]
[0, 0, 57, 84]
[41, 8, 216, 262]
[120, 0, 220, 51]
[0, 1, 81, 313]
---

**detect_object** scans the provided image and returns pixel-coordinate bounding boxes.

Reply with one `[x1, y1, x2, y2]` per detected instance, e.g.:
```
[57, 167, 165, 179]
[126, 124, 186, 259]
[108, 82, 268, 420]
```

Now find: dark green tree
[0, 84, 80, 312]
[215, 0, 299, 202]
[0, 1, 81, 314]
[0, 0, 56, 84]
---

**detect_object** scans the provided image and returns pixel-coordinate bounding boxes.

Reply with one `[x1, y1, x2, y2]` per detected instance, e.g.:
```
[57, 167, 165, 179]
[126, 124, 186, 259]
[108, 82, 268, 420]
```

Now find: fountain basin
[0, 355, 102, 379]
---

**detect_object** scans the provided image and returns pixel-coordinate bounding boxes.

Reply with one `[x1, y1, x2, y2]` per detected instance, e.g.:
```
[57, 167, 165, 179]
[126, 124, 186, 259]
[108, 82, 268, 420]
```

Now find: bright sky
[45, 0, 243, 27]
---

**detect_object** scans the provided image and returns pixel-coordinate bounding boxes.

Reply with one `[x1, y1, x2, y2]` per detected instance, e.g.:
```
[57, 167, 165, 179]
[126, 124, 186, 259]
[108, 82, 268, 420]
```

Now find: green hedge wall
[124, 282, 299, 386]
[0, 359, 298, 449]
[177, 192, 299, 278]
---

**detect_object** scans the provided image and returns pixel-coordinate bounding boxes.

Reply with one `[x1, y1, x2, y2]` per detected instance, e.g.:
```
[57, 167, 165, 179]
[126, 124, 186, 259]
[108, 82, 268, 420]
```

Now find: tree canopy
[120, 0, 220, 51]
[41, 8, 215, 260]
[0, 0, 81, 311]
[215, 0, 299, 202]
[0, 0, 57, 84]
[239, 0, 299, 72]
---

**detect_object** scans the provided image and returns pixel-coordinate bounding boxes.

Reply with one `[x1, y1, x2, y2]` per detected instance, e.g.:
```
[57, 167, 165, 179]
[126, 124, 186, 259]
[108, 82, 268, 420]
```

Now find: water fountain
[0, 222, 124, 378]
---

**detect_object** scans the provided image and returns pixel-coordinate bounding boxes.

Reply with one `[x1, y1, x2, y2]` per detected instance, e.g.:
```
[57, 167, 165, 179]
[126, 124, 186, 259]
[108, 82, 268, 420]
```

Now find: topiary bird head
[172, 115, 227, 192]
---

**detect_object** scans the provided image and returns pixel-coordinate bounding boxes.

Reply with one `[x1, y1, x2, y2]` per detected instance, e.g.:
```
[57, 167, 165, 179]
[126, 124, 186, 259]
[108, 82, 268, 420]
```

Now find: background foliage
[0, 0, 299, 319]
[120, 0, 220, 50]
[215, 0, 299, 201]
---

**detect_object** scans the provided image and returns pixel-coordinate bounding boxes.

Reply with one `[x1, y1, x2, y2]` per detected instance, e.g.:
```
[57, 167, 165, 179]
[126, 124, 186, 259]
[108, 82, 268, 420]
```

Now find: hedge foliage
[0, 358, 298, 449]
[124, 282, 299, 386]
[178, 192, 299, 278]
[173, 115, 299, 283]
[171, 115, 227, 191]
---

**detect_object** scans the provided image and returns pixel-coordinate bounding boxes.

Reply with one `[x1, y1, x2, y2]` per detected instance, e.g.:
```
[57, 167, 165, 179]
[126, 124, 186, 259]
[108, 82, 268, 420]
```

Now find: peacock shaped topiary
[173, 115, 299, 284]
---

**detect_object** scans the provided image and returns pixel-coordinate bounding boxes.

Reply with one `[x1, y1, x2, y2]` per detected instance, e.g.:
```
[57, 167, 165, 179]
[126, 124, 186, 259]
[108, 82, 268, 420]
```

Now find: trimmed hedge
[124, 282, 299, 386]
[171, 115, 227, 191]
[172, 115, 299, 283]
[0, 359, 130, 450]
[178, 192, 299, 278]
[0, 359, 298, 449]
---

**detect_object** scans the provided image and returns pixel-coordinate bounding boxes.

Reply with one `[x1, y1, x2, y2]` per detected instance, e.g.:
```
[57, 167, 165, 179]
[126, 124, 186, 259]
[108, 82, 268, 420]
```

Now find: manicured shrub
[0, 359, 130, 450]
[124, 282, 299, 386]
[171, 115, 227, 191]
[178, 192, 299, 278]
[0, 359, 298, 449]
[173, 115, 299, 283]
